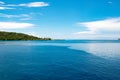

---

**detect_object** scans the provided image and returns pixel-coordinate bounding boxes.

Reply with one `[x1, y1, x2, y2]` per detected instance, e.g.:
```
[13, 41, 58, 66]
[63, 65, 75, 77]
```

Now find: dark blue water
[0, 40, 120, 80]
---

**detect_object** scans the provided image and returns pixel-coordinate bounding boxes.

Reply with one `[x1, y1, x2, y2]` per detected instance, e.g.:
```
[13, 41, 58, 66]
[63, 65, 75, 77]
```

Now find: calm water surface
[0, 40, 120, 80]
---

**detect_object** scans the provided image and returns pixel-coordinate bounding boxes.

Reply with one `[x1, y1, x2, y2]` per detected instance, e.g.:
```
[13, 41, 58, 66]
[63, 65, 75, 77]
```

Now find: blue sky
[0, 0, 120, 39]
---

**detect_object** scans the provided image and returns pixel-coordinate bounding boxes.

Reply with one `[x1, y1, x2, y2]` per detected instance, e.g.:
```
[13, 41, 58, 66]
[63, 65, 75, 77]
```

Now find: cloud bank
[75, 17, 120, 39]
[0, 22, 35, 29]
[78, 18, 120, 33]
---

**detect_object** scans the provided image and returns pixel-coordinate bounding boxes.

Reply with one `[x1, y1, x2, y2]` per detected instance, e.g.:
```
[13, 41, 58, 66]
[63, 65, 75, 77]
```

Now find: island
[0, 31, 51, 40]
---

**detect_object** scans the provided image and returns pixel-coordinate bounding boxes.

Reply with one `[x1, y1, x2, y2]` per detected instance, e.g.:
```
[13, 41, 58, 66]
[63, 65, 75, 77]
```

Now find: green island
[0, 31, 51, 40]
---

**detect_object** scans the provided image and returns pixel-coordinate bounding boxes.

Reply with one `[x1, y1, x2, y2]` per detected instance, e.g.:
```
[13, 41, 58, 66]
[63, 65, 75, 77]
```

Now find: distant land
[0, 31, 51, 40]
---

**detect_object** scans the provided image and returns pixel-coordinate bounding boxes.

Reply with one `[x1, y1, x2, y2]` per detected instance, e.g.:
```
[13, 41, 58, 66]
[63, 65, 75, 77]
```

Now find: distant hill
[0, 31, 51, 40]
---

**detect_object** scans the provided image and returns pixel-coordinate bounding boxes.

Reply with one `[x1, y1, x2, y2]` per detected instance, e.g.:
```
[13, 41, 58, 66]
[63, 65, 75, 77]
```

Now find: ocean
[0, 40, 120, 80]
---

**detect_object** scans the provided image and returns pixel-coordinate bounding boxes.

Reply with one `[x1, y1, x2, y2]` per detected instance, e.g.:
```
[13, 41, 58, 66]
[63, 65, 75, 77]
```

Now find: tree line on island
[0, 31, 51, 40]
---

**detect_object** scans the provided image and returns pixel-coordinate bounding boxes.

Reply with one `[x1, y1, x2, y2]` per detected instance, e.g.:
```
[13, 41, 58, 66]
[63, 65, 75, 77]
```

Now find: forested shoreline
[0, 31, 51, 40]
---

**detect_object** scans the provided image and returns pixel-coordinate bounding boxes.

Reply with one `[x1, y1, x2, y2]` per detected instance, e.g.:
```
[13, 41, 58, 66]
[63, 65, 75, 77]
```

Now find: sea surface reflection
[0, 40, 120, 80]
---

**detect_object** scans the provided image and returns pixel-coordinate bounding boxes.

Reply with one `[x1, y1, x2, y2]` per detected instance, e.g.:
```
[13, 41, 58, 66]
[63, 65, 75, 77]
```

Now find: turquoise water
[0, 40, 120, 80]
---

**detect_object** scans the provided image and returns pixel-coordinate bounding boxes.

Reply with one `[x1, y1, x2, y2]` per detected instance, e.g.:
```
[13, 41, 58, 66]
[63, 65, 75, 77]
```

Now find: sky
[0, 0, 120, 39]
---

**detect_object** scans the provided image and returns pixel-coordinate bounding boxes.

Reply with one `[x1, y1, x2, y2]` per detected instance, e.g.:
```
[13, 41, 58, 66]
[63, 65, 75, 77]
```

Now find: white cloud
[0, 1, 15, 10]
[0, 13, 27, 18]
[19, 2, 49, 7]
[0, 13, 32, 20]
[3, 2, 49, 8]
[0, 6, 14, 10]
[75, 18, 120, 39]
[75, 31, 95, 35]
[0, 22, 35, 29]
[0, 1, 49, 10]
[0, 13, 43, 21]
[77, 17, 120, 34]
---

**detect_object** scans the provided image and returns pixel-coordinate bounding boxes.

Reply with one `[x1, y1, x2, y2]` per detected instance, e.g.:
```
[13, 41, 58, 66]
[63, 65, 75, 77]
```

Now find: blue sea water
[0, 40, 120, 80]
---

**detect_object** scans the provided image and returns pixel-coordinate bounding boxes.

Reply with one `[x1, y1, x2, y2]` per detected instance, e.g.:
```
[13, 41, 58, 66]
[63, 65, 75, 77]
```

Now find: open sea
[0, 40, 120, 80]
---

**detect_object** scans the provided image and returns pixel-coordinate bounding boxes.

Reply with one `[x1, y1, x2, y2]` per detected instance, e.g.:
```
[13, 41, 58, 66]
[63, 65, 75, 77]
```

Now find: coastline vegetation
[0, 31, 51, 40]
